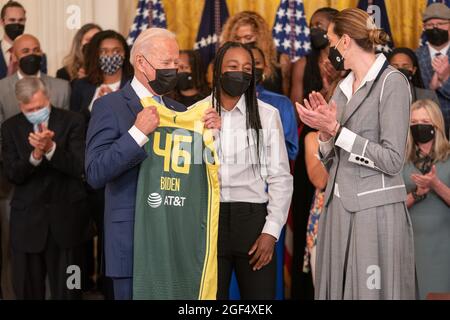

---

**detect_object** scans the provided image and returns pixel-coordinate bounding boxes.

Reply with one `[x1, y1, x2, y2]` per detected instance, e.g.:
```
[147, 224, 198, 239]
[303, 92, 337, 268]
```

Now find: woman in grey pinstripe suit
[297, 8, 416, 300]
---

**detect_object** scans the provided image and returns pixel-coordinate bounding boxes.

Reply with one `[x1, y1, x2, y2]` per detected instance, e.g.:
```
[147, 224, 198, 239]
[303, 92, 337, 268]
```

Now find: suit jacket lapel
[47, 107, 60, 133]
[17, 113, 34, 154]
[423, 47, 433, 83]
[122, 82, 142, 117]
[340, 61, 389, 125]
[9, 73, 18, 92]
[340, 82, 372, 126]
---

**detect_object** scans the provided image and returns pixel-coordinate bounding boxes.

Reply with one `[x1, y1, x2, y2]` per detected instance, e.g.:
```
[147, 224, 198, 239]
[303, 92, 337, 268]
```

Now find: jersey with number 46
[133, 98, 219, 300]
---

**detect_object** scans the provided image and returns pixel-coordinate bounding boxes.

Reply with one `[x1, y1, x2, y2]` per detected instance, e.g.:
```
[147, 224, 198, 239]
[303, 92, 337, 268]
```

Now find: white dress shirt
[29, 118, 56, 166]
[428, 42, 450, 58]
[17, 70, 41, 79]
[88, 80, 121, 112]
[128, 76, 164, 147]
[1, 38, 12, 67]
[200, 95, 293, 240]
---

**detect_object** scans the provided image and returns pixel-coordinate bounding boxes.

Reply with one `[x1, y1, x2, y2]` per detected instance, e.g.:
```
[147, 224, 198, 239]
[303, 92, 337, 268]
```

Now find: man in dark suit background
[1, 77, 92, 299]
[0, 33, 70, 299]
[85, 27, 220, 300]
[0, 1, 47, 80]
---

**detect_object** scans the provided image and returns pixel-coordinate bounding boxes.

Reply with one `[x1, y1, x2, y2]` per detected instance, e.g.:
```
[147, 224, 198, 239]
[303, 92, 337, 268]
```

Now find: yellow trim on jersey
[198, 118, 220, 300]
[140, 97, 220, 300]
[141, 97, 210, 133]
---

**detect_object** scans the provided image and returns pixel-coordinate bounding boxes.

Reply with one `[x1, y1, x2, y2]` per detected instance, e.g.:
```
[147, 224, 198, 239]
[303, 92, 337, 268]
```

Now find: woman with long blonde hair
[403, 99, 450, 299]
[56, 23, 102, 82]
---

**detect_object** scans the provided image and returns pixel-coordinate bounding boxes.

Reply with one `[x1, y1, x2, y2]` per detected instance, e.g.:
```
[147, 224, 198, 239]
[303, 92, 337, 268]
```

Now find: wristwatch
[412, 190, 427, 202]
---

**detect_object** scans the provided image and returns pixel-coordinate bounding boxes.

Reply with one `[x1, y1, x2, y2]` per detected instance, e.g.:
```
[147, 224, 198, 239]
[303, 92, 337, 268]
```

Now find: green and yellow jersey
[133, 98, 219, 300]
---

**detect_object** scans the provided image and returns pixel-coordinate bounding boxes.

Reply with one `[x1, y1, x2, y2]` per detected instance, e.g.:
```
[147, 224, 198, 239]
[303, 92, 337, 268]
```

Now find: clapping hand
[295, 91, 338, 141]
[430, 55, 450, 90]
[28, 124, 55, 160]
[411, 165, 439, 191]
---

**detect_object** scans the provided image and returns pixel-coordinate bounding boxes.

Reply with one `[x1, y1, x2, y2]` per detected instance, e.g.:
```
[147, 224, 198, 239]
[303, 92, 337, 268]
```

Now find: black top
[291, 125, 316, 299]
[70, 76, 131, 125]
[175, 92, 209, 107]
[56, 66, 71, 82]
[262, 52, 284, 94]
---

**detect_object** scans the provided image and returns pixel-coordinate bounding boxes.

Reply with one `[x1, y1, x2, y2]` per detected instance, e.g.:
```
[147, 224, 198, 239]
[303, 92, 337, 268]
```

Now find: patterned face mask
[99, 54, 125, 75]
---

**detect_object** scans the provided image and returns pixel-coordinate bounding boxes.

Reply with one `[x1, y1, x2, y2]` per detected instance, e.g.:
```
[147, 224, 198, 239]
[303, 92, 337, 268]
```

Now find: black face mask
[4, 23, 25, 41]
[143, 57, 178, 95]
[310, 27, 329, 50]
[176, 72, 194, 91]
[328, 39, 346, 71]
[19, 54, 42, 75]
[254, 68, 264, 84]
[398, 68, 414, 82]
[425, 28, 449, 47]
[411, 124, 435, 144]
[244, 41, 257, 49]
[221, 71, 252, 97]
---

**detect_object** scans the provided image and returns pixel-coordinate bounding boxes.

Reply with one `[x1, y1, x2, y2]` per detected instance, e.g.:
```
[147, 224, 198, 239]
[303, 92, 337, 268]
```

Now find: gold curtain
[121, 0, 430, 50]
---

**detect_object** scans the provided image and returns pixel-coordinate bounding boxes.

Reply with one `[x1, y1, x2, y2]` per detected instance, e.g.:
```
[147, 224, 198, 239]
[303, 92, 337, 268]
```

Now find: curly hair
[220, 11, 277, 79]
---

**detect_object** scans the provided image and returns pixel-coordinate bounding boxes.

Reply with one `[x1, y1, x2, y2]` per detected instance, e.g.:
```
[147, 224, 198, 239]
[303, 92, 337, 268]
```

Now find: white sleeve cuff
[129, 125, 149, 147]
[29, 152, 42, 167]
[262, 220, 282, 242]
[318, 136, 334, 156]
[45, 143, 56, 161]
[335, 127, 357, 153]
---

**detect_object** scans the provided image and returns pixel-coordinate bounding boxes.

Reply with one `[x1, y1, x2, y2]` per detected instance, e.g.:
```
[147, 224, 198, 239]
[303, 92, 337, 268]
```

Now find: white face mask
[24, 105, 50, 125]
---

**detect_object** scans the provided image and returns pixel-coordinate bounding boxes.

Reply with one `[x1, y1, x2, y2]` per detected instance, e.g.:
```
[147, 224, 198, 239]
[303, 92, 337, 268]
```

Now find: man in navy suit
[416, 3, 450, 137]
[85, 28, 220, 300]
[0, 1, 47, 80]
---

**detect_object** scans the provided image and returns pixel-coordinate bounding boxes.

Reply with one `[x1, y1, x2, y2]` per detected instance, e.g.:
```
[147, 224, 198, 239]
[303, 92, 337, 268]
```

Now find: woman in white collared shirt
[297, 8, 415, 300]
[198, 41, 293, 299]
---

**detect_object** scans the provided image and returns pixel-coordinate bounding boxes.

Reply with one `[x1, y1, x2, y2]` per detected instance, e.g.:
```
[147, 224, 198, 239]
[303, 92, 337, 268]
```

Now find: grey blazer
[0, 72, 70, 124]
[321, 65, 411, 212]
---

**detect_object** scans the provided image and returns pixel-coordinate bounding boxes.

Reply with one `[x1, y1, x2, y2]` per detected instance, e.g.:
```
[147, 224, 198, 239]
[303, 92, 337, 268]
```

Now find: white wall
[0, 0, 126, 76]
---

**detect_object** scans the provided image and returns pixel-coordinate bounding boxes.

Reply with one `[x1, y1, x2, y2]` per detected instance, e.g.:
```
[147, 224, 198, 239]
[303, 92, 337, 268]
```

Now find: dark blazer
[0, 41, 48, 80]
[1, 107, 92, 253]
[56, 66, 71, 82]
[70, 76, 130, 126]
[416, 45, 450, 134]
[85, 81, 186, 278]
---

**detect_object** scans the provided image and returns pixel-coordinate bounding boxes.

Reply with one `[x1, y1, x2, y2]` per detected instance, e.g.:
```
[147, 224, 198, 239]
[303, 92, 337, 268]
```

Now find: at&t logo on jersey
[147, 192, 186, 208]
[147, 193, 163, 208]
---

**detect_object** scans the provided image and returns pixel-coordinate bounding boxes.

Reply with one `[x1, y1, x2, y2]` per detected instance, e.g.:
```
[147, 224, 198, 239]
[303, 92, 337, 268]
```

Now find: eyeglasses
[423, 21, 450, 30]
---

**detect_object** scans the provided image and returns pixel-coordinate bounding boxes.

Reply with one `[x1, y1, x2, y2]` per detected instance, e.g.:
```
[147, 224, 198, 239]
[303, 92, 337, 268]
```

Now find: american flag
[420, 0, 450, 47]
[193, 0, 229, 71]
[127, 0, 167, 47]
[358, 0, 394, 54]
[272, 0, 311, 63]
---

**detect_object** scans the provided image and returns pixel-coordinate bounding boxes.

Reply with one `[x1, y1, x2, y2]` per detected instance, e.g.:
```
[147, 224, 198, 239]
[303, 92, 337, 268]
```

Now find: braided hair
[212, 41, 263, 167]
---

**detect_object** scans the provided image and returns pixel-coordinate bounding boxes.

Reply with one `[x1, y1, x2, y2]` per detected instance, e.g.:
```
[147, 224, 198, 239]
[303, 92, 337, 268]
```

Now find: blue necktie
[153, 95, 162, 105]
